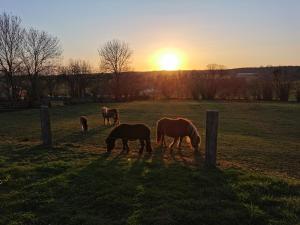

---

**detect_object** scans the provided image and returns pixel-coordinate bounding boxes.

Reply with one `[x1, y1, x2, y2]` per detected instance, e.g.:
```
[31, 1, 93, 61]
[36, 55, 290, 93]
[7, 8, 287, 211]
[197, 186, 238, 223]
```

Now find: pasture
[0, 100, 299, 225]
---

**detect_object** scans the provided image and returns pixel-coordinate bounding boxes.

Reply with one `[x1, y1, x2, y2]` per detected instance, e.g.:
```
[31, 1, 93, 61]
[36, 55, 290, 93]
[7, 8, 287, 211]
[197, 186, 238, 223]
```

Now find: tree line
[0, 12, 134, 106]
[0, 13, 62, 105]
[1, 65, 299, 104]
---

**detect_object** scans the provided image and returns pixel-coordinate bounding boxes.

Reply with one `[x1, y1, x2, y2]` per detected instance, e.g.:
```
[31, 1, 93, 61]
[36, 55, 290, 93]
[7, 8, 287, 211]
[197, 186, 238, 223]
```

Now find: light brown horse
[101, 106, 120, 125]
[156, 117, 201, 151]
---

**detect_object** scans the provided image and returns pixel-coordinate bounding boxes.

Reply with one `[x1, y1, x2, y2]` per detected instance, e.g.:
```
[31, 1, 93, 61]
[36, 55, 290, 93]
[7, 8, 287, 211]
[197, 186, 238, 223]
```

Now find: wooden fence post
[205, 110, 219, 166]
[40, 105, 52, 146]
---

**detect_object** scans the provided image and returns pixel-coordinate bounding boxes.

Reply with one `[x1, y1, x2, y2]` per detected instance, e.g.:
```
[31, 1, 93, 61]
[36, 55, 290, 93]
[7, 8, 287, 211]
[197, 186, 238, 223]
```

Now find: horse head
[191, 135, 201, 151]
[105, 137, 115, 152]
[101, 107, 108, 115]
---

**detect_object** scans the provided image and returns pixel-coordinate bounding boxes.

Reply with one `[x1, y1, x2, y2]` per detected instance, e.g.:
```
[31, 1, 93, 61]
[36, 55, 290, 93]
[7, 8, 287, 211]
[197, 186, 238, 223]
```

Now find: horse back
[109, 108, 118, 114]
[110, 124, 150, 140]
[158, 118, 190, 137]
[102, 108, 118, 118]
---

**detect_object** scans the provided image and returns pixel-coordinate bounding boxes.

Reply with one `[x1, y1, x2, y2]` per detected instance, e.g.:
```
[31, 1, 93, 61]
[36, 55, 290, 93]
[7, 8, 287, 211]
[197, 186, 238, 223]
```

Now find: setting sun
[159, 53, 180, 70]
[150, 49, 185, 71]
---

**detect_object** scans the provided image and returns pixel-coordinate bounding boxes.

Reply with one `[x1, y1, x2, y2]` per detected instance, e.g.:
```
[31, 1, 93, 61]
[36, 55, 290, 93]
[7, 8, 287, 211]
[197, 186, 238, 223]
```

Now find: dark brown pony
[80, 116, 88, 132]
[101, 106, 120, 125]
[156, 117, 201, 151]
[106, 124, 152, 153]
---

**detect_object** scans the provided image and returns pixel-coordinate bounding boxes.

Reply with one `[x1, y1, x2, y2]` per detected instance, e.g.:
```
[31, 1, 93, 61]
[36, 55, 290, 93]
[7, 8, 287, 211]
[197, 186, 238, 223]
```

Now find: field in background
[0, 101, 299, 225]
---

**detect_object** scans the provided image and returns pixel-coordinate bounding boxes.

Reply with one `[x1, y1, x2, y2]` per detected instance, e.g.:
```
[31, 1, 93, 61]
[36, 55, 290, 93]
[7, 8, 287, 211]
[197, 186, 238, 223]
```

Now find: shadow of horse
[55, 126, 111, 144]
[40, 147, 250, 225]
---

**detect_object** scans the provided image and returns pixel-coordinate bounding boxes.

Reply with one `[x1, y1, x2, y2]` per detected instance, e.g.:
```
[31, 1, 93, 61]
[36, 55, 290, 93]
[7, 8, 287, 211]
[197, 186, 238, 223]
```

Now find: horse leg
[125, 140, 129, 152]
[122, 139, 127, 151]
[159, 134, 163, 147]
[162, 135, 167, 148]
[169, 137, 179, 149]
[178, 137, 183, 149]
[146, 138, 152, 152]
[139, 139, 145, 154]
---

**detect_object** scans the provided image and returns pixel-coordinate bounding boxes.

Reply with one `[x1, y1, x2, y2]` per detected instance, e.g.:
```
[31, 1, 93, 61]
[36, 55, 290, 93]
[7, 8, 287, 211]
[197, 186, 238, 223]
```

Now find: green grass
[0, 100, 299, 225]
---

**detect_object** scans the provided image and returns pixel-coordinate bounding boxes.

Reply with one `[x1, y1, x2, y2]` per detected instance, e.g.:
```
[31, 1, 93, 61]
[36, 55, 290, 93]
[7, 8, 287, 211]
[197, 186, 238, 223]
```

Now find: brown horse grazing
[106, 124, 152, 153]
[156, 117, 201, 151]
[80, 116, 88, 132]
[101, 106, 120, 125]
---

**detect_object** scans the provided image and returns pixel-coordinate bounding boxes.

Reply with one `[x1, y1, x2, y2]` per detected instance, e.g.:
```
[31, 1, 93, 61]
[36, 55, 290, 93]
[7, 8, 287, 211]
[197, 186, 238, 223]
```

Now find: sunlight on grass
[0, 101, 299, 225]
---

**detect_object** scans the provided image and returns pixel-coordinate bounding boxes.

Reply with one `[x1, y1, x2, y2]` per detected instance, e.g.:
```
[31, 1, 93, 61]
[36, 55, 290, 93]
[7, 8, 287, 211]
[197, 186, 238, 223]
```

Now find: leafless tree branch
[21, 28, 62, 101]
[98, 40, 133, 100]
[0, 12, 24, 100]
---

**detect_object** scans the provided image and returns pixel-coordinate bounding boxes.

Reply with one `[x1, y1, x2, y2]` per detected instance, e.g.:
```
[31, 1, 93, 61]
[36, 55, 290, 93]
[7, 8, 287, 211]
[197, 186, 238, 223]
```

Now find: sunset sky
[2, 0, 300, 71]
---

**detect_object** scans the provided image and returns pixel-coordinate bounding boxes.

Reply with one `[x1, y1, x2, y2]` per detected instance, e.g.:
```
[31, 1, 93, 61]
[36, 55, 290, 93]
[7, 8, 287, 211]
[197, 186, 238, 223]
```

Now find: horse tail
[156, 120, 162, 144]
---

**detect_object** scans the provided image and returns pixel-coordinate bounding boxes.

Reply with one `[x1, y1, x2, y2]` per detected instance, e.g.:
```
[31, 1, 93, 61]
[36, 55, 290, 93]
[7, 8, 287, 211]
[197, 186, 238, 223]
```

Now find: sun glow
[159, 53, 180, 70]
[150, 49, 185, 71]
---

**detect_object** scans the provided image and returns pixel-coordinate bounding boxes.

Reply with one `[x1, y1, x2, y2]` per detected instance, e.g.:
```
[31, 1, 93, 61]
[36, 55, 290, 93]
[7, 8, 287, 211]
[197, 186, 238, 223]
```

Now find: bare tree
[43, 65, 60, 97]
[65, 59, 91, 97]
[198, 64, 226, 100]
[98, 40, 132, 100]
[0, 12, 24, 102]
[206, 64, 226, 77]
[21, 28, 62, 102]
[67, 59, 91, 75]
[273, 67, 292, 101]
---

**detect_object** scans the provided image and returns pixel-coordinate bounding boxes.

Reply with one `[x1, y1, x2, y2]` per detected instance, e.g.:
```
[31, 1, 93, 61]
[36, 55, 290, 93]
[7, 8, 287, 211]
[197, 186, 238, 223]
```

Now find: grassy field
[0, 100, 299, 225]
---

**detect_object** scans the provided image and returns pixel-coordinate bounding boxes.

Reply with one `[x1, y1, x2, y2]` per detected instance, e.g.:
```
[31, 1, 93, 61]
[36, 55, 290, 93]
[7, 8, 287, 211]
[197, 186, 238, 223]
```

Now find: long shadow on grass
[126, 148, 253, 225]
[56, 126, 111, 144]
[3, 146, 298, 225]
[0, 144, 68, 165]
[23, 147, 257, 225]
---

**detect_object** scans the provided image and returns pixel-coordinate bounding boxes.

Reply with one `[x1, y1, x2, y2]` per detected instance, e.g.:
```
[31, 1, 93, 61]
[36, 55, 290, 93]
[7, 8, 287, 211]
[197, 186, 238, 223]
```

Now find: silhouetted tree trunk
[45, 76, 57, 97]
[261, 80, 273, 100]
[273, 68, 291, 101]
[63, 59, 91, 98]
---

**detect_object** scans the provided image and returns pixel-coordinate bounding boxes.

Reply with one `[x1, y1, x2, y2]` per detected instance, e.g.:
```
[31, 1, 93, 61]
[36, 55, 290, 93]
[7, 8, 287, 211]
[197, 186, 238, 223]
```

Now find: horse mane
[188, 121, 199, 138]
[156, 117, 199, 141]
[178, 117, 199, 140]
